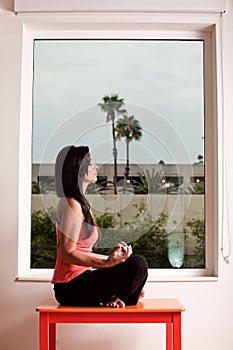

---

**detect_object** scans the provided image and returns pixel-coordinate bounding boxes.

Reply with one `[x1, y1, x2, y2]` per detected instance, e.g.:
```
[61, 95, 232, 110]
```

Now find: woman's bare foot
[139, 289, 145, 300]
[104, 296, 125, 308]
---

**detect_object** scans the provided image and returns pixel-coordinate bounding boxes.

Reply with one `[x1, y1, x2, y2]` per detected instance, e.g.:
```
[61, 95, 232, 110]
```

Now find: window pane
[31, 39, 204, 269]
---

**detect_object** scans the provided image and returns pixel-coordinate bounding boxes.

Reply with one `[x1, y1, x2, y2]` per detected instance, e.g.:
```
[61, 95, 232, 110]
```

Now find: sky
[32, 39, 204, 165]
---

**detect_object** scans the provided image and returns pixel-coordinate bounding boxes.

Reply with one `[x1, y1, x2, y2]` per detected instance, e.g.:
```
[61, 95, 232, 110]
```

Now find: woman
[52, 145, 148, 308]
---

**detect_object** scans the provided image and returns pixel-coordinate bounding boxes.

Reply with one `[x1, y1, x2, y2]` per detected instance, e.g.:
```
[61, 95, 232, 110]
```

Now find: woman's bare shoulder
[58, 197, 83, 219]
[67, 197, 82, 209]
[67, 197, 84, 218]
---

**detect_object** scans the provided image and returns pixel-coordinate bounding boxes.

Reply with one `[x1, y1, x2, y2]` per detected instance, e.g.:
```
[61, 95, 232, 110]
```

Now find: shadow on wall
[56, 323, 163, 350]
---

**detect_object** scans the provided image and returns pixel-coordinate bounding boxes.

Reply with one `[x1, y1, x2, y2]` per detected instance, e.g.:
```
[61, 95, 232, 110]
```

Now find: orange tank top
[51, 222, 99, 283]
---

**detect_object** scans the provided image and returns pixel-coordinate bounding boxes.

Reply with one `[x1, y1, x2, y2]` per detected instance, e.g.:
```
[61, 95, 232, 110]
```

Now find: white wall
[1, 1, 233, 349]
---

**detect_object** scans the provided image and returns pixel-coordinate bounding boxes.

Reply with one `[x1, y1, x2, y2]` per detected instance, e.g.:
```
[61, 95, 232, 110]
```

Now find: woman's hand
[106, 241, 133, 267]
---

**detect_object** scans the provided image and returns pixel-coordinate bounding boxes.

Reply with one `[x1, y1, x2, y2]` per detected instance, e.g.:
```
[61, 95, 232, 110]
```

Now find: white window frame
[14, 0, 226, 14]
[17, 12, 222, 282]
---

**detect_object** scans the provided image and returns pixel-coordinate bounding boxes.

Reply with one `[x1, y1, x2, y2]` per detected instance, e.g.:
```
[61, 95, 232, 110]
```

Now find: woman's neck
[82, 182, 88, 194]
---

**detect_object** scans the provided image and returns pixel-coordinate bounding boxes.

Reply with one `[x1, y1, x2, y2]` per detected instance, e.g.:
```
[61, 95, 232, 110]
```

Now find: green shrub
[131, 212, 171, 268]
[30, 203, 204, 270]
[95, 202, 171, 268]
[183, 218, 205, 268]
[31, 207, 57, 268]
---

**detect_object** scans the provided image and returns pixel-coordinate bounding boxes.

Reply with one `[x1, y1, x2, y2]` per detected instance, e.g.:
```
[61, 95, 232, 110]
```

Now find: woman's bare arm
[60, 233, 132, 268]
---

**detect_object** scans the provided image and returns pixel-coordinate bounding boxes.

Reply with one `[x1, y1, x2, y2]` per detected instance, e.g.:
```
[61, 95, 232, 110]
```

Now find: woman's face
[83, 158, 98, 184]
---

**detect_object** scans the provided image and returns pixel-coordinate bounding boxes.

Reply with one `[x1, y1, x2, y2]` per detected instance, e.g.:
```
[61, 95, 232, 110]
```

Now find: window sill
[147, 276, 218, 282]
[16, 268, 218, 282]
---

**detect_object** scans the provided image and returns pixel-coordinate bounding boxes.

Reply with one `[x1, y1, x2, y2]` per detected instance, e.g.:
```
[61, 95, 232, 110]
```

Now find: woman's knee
[128, 255, 148, 274]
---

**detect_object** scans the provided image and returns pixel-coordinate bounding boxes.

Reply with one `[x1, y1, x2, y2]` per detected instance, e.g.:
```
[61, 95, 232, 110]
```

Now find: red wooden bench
[36, 298, 185, 350]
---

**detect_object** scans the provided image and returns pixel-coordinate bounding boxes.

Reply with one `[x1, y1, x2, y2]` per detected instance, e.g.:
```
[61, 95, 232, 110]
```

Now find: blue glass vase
[168, 232, 184, 268]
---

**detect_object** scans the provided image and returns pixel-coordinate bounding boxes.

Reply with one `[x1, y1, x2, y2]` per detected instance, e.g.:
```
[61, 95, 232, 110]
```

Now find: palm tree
[115, 114, 142, 192]
[132, 169, 165, 194]
[98, 94, 126, 194]
[197, 154, 204, 164]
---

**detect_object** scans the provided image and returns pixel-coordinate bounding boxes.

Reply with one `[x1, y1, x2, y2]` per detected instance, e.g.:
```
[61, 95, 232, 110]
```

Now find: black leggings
[53, 255, 148, 306]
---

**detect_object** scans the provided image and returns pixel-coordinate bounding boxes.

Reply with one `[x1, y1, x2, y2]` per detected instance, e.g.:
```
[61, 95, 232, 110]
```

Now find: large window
[18, 22, 218, 280]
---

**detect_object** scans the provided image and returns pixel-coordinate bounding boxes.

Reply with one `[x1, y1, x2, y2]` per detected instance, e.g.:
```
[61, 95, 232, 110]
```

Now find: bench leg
[49, 323, 56, 350]
[40, 313, 49, 350]
[166, 322, 173, 350]
[173, 313, 182, 350]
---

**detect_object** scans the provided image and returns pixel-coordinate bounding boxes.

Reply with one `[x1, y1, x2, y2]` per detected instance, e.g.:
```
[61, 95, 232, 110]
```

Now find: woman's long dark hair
[55, 145, 95, 238]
